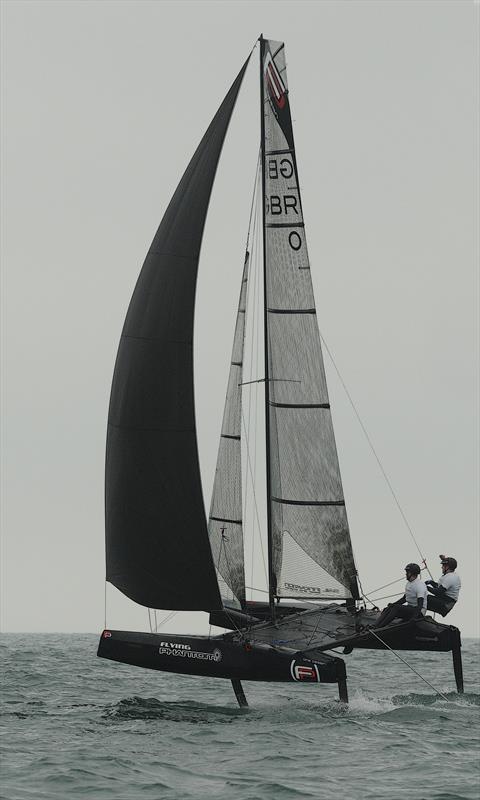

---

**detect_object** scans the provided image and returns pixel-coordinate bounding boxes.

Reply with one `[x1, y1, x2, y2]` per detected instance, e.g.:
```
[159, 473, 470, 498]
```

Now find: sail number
[267, 156, 303, 253]
[268, 158, 294, 179]
[266, 195, 299, 215]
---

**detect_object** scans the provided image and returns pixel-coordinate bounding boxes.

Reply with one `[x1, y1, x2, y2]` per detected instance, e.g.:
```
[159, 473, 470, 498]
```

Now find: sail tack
[105, 59, 250, 612]
[261, 40, 359, 601]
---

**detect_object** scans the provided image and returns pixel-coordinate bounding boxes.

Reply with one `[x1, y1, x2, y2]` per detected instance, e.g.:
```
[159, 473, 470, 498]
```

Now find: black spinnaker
[105, 58, 250, 612]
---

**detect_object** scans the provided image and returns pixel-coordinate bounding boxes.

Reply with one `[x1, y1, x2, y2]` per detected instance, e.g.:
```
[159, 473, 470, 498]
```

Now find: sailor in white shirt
[374, 563, 428, 628]
[426, 555, 461, 617]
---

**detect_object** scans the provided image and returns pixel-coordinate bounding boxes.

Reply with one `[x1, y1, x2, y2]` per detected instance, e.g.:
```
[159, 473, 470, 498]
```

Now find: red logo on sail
[265, 52, 286, 109]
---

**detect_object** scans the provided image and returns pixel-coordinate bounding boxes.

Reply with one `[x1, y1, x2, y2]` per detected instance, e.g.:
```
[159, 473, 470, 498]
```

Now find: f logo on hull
[290, 661, 320, 682]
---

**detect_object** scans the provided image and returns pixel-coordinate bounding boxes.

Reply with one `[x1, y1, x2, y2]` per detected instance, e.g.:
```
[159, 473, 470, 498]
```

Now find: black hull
[97, 629, 346, 685]
[351, 617, 461, 652]
[299, 611, 462, 655]
[97, 613, 464, 704]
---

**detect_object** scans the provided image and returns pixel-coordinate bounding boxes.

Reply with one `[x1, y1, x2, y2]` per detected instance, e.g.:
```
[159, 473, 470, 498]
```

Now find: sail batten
[273, 498, 346, 507]
[270, 402, 330, 409]
[105, 58, 250, 612]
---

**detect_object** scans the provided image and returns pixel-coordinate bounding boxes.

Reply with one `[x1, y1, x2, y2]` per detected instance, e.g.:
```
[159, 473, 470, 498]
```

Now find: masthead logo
[265, 52, 286, 109]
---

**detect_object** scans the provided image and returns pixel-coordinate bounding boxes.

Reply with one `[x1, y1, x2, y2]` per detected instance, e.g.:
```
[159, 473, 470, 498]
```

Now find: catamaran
[97, 36, 463, 707]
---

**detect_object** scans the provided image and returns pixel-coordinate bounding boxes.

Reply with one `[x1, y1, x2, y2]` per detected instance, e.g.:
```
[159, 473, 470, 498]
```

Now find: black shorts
[426, 596, 456, 617]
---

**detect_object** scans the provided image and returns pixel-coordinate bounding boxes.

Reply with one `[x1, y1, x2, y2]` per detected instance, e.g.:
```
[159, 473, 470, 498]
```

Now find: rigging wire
[239, 378, 300, 386]
[305, 605, 335, 648]
[360, 565, 433, 609]
[145, 608, 178, 632]
[365, 565, 431, 598]
[240, 161, 271, 601]
[147, 607, 178, 632]
[242, 410, 268, 585]
[319, 331, 434, 581]
[104, 582, 107, 630]
[366, 575, 409, 595]
[355, 571, 378, 609]
[243, 157, 261, 600]
[367, 591, 406, 603]
[245, 149, 261, 251]
[216, 528, 238, 609]
[251, 197, 263, 597]
[214, 528, 247, 638]
[208, 150, 260, 610]
[155, 610, 178, 629]
[369, 629, 450, 701]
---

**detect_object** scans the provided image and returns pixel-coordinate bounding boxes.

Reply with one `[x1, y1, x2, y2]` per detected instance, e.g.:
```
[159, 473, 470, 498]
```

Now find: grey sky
[1, 1, 478, 637]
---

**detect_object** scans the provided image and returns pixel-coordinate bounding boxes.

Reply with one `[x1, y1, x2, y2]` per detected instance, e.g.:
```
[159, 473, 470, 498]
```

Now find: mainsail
[208, 253, 249, 608]
[105, 59, 250, 612]
[261, 39, 359, 601]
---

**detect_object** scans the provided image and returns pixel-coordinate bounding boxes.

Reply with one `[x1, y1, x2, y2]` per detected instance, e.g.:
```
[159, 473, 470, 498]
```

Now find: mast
[259, 35, 276, 618]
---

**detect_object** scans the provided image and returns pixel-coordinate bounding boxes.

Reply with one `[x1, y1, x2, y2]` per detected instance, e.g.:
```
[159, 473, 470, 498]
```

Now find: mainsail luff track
[259, 35, 276, 618]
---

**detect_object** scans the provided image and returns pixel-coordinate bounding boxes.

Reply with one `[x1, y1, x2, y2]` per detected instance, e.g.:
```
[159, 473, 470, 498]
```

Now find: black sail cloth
[106, 59, 250, 611]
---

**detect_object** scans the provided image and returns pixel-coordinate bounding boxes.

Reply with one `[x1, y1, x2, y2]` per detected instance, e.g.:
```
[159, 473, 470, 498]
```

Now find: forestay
[261, 39, 359, 601]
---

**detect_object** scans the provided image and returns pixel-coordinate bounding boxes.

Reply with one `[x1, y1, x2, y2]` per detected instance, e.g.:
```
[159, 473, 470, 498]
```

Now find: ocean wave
[102, 696, 245, 723]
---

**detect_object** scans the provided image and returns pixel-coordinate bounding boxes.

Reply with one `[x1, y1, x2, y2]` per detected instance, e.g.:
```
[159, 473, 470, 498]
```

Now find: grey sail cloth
[261, 39, 359, 601]
[208, 253, 249, 607]
[105, 58, 250, 612]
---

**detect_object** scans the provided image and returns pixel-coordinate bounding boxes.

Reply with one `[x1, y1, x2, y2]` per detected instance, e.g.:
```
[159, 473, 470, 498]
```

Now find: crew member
[374, 563, 427, 629]
[425, 555, 461, 617]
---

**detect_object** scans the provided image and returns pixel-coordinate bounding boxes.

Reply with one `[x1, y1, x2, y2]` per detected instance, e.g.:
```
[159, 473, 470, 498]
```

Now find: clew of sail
[105, 58, 250, 612]
[262, 40, 359, 601]
[208, 253, 250, 608]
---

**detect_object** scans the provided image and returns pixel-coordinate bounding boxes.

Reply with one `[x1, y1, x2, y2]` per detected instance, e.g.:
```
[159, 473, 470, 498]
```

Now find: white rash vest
[438, 571, 461, 602]
[405, 577, 428, 614]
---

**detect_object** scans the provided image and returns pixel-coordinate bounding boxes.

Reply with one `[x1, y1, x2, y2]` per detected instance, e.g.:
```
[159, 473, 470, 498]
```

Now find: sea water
[1, 634, 479, 800]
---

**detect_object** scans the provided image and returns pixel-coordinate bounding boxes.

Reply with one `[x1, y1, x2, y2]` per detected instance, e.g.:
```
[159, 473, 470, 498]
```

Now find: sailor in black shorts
[425, 555, 461, 617]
